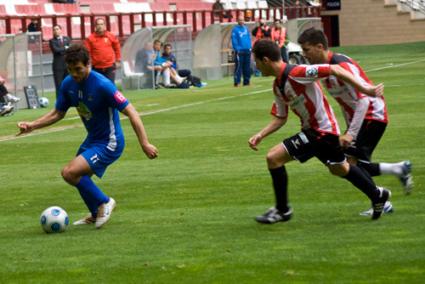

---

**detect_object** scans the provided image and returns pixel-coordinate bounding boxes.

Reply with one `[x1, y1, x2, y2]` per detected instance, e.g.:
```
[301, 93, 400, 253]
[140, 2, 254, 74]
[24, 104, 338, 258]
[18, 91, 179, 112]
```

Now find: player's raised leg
[328, 161, 391, 220]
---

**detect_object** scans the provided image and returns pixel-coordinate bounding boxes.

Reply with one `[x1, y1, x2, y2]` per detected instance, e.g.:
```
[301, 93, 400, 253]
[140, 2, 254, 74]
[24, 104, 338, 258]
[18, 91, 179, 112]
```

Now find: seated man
[135, 42, 157, 88]
[159, 43, 206, 88]
[0, 75, 20, 116]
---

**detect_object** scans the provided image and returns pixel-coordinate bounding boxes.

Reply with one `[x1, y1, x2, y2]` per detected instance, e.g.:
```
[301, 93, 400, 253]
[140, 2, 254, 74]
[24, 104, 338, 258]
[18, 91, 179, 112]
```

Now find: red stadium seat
[15, 4, 46, 16]
[52, 3, 80, 15]
[89, 3, 116, 14]
[0, 5, 6, 16]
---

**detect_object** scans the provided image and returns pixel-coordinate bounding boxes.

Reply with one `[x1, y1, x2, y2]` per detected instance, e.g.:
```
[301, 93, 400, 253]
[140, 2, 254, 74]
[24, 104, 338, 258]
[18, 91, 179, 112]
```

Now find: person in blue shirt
[231, 15, 252, 87]
[17, 44, 158, 229]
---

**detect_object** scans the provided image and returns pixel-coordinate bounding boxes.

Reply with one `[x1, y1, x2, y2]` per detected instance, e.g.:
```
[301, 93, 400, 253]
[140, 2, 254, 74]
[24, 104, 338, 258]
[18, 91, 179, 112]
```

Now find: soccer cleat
[371, 187, 391, 220]
[95, 198, 116, 229]
[399, 160, 413, 194]
[5, 94, 20, 103]
[0, 103, 14, 116]
[359, 201, 393, 217]
[73, 214, 96, 225]
[195, 82, 208, 88]
[255, 207, 292, 224]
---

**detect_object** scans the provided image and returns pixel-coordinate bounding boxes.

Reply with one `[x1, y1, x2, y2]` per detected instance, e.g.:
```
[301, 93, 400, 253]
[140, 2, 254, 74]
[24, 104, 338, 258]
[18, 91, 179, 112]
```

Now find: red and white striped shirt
[325, 52, 388, 125]
[271, 63, 340, 136]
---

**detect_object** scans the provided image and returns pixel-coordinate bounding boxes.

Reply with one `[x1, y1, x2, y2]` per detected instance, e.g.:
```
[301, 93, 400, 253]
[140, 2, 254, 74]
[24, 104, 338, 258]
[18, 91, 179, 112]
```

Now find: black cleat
[255, 207, 293, 224]
[372, 187, 391, 220]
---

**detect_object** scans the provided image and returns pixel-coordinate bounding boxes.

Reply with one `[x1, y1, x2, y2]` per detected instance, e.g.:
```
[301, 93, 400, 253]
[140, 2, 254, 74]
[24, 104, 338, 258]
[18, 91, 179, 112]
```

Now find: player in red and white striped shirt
[249, 40, 390, 224]
[298, 28, 413, 199]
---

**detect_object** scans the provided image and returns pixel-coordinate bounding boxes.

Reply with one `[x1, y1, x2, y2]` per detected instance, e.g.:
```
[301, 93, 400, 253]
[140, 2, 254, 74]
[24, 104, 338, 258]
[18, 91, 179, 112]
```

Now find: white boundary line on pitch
[0, 88, 272, 142]
[365, 58, 425, 72]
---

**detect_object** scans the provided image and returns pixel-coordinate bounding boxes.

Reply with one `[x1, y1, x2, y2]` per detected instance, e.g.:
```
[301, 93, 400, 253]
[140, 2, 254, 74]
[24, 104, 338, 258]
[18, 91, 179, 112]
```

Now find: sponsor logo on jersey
[306, 66, 319, 77]
[114, 91, 127, 104]
[77, 102, 92, 121]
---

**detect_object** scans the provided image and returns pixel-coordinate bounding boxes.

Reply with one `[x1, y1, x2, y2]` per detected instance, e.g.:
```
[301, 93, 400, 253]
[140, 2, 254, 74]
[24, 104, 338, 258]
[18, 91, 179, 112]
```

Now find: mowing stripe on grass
[0, 88, 272, 142]
[2, 57, 423, 143]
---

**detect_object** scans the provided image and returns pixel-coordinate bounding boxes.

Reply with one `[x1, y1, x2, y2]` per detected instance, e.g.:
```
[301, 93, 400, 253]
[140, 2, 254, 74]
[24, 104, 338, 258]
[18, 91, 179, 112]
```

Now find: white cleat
[0, 102, 14, 116]
[359, 201, 393, 217]
[95, 198, 116, 229]
[6, 93, 20, 103]
[73, 214, 96, 225]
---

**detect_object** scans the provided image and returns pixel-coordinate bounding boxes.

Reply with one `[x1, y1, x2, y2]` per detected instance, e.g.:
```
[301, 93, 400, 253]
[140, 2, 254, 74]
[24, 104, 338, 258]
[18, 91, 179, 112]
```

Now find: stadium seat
[114, 2, 151, 13]
[15, 4, 45, 15]
[89, 3, 116, 13]
[0, 5, 6, 16]
[122, 60, 145, 89]
[50, 3, 80, 15]
[258, 0, 268, 9]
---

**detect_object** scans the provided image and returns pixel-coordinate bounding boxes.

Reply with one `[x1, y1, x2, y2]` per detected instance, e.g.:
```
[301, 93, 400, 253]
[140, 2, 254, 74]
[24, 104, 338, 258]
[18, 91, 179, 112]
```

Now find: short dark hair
[253, 39, 281, 62]
[65, 44, 90, 66]
[297, 28, 328, 50]
[153, 39, 161, 45]
[163, 43, 172, 49]
[95, 18, 105, 24]
[53, 24, 62, 30]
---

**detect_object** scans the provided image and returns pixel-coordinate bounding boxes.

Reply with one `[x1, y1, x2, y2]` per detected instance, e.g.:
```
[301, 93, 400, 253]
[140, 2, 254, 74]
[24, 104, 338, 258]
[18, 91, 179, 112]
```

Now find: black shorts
[345, 120, 387, 162]
[283, 129, 346, 165]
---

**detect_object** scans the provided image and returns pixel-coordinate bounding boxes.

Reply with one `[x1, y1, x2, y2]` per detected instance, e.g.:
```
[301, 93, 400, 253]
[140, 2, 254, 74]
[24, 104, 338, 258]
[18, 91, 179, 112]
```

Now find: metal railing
[399, 0, 425, 14]
[0, 6, 321, 42]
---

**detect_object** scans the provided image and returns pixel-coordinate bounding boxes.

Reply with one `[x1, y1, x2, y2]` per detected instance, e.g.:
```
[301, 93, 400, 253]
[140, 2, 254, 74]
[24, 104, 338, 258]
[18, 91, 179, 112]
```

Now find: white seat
[122, 61, 144, 89]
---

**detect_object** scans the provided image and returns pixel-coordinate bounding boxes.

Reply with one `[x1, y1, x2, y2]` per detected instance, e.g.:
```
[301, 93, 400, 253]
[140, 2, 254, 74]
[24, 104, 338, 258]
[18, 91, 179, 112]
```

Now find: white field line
[1, 57, 423, 143]
[0, 88, 272, 143]
[365, 58, 425, 72]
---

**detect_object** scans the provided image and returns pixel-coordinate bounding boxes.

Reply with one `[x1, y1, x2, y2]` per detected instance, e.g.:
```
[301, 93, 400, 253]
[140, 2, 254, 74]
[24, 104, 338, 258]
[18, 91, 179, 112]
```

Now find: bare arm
[121, 103, 158, 159]
[248, 116, 287, 151]
[330, 65, 384, 97]
[17, 109, 65, 136]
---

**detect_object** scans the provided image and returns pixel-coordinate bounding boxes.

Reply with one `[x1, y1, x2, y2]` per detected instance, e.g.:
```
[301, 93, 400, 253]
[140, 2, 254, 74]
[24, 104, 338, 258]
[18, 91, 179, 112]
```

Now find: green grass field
[0, 42, 424, 283]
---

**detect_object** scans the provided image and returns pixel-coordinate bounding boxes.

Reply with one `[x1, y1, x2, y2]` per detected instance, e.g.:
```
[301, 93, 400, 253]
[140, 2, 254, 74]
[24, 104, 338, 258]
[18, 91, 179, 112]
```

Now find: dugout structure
[0, 32, 44, 109]
[121, 25, 192, 90]
[286, 17, 323, 46]
[192, 21, 263, 81]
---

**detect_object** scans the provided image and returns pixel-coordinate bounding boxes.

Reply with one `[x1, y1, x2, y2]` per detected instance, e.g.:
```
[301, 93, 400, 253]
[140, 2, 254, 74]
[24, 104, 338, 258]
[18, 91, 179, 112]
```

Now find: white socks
[379, 162, 405, 176]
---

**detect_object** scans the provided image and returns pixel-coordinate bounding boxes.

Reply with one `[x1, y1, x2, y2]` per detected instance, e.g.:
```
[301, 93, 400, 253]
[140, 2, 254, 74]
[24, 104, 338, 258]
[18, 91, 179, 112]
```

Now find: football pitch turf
[0, 42, 424, 283]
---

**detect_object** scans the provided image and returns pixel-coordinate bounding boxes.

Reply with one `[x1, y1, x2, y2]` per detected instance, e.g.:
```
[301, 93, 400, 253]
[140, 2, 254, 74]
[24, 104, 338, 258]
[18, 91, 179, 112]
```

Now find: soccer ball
[38, 97, 49, 108]
[40, 206, 69, 233]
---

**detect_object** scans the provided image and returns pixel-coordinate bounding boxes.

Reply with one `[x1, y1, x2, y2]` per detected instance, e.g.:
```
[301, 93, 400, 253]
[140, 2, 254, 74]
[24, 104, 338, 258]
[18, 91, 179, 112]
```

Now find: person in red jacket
[252, 19, 271, 42]
[85, 18, 121, 83]
[271, 18, 289, 63]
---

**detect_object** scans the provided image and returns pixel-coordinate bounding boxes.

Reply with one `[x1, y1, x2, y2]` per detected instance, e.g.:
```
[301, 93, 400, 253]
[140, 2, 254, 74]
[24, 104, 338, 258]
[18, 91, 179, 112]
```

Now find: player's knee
[328, 163, 349, 176]
[266, 151, 280, 168]
[61, 166, 78, 185]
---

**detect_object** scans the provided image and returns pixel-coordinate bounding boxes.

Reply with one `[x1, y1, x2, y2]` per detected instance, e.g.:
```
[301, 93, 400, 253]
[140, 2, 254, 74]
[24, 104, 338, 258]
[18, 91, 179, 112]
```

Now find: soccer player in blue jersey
[17, 44, 158, 229]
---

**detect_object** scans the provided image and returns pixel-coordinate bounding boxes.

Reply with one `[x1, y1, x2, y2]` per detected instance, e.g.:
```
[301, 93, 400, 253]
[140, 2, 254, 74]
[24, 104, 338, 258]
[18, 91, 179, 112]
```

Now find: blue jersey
[231, 24, 252, 52]
[56, 71, 129, 151]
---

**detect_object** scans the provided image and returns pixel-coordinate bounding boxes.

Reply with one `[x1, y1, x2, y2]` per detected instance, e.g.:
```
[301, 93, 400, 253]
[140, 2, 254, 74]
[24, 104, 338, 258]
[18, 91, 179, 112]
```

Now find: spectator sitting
[135, 42, 157, 87]
[212, 0, 231, 20]
[0, 75, 20, 116]
[159, 43, 206, 88]
[27, 18, 41, 32]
